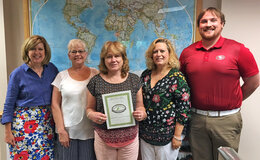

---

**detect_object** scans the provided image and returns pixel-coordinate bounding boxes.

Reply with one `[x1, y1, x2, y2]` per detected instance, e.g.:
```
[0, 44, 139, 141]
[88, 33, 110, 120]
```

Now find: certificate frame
[102, 90, 136, 129]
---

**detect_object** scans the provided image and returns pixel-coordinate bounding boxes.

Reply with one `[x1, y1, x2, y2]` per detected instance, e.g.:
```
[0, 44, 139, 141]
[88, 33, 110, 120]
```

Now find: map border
[23, 0, 202, 41]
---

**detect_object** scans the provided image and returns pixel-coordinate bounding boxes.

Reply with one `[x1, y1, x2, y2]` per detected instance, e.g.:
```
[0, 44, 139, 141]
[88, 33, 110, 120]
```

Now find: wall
[0, 1, 24, 160]
[0, 0, 7, 111]
[221, 0, 260, 159]
[202, 0, 221, 9]
[4, 0, 24, 76]
[0, 0, 24, 110]
[0, 0, 7, 159]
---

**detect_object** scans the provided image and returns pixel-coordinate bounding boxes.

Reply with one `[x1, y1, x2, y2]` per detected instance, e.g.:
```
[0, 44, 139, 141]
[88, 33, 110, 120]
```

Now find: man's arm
[241, 73, 260, 100]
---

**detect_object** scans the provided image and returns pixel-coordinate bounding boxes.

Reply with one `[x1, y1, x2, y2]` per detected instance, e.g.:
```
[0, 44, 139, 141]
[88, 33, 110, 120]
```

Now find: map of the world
[31, 0, 196, 74]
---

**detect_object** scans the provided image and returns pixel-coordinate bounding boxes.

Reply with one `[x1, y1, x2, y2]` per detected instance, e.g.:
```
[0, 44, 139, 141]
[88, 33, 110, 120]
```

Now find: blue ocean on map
[31, 0, 195, 73]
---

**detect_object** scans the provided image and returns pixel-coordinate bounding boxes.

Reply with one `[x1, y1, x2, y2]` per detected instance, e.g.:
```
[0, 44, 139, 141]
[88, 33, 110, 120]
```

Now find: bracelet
[173, 135, 182, 141]
[142, 112, 147, 121]
[86, 111, 93, 118]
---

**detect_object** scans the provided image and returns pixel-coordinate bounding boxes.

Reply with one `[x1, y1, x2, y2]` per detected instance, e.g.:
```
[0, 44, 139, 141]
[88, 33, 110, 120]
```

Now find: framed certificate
[102, 90, 136, 129]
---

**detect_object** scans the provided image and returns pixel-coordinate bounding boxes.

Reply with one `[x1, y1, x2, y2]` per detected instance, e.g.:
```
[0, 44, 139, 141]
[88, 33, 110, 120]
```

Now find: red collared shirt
[180, 36, 259, 111]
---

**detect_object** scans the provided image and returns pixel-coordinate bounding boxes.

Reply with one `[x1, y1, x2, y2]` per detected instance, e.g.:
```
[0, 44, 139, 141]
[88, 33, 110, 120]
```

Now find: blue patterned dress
[1, 63, 58, 160]
[10, 106, 54, 160]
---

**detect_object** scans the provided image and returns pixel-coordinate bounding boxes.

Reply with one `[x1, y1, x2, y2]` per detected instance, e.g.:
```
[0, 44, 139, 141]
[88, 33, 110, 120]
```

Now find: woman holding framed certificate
[139, 38, 191, 160]
[86, 41, 147, 160]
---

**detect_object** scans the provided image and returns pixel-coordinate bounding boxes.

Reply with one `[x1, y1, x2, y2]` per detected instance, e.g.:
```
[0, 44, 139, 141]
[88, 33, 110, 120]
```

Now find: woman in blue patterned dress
[139, 38, 191, 160]
[1, 35, 58, 159]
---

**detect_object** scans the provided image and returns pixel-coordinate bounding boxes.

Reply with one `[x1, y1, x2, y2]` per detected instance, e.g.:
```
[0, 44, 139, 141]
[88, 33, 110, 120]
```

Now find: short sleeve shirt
[87, 73, 141, 145]
[51, 67, 98, 140]
[180, 37, 259, 110]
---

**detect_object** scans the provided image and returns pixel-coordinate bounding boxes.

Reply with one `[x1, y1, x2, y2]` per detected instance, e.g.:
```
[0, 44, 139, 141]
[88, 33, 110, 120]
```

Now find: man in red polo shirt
[180, 7, 259, 160]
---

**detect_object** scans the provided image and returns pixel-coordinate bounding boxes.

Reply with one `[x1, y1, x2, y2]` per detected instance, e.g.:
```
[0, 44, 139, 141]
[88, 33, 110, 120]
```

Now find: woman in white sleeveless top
[51, 39, 98, 160]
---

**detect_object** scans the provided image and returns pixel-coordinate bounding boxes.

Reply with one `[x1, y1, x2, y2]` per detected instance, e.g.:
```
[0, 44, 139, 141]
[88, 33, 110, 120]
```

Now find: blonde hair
[67, 39, 86, 51]
[145, 38, 180, 70]
[22, 35, 51, 65]
[98, 41, 129, 78]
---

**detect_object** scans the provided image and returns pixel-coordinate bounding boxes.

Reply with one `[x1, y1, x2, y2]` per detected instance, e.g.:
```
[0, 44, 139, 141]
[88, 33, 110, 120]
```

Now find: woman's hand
[86, 91, 106, 124]
[5, 131, 15, 146]
[172, 122, 184, 149]
[4, 123, 15, 146]
[58, 129, 70, 148]
[133, 110, 147, 121]
[134, 88, 147, 121]
[87, 111, 107, 124]
[172, 135, 182, 150]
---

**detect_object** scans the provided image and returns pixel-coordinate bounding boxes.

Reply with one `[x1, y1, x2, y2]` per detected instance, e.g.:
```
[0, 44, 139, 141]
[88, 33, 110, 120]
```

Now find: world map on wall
[31, 0, 195, 73]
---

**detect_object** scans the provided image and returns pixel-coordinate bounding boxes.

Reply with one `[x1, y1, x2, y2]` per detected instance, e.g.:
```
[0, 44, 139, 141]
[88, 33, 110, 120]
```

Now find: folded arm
[241, 73, 260, 100]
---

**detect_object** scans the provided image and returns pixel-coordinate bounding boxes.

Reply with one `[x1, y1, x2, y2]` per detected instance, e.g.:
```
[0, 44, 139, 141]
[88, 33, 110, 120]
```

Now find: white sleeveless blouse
[52, 67, 98, 140]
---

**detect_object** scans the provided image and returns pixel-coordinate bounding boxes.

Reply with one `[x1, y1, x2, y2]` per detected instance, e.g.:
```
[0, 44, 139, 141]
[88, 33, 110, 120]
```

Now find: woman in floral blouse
[139, 38, 191, 160]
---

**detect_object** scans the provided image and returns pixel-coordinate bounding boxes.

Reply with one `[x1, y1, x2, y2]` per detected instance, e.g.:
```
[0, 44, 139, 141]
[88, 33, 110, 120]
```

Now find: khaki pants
[189, 111, 242, 160]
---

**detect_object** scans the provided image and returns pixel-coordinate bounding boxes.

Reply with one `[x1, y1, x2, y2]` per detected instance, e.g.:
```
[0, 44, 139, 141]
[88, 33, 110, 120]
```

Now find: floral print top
[139, 68, 191, 146]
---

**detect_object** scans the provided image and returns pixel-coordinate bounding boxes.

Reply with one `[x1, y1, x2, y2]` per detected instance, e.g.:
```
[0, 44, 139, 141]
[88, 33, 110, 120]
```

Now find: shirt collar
[22, 63, 48, 72]
[196, 36, 225, 50]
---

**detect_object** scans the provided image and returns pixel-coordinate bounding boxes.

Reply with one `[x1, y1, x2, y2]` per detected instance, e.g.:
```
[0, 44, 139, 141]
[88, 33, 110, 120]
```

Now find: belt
[191, 108, 240, 117]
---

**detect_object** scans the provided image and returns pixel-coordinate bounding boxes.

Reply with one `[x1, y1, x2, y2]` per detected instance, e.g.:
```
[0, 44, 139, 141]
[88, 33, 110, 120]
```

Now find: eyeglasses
[70, 50, 86, 54]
